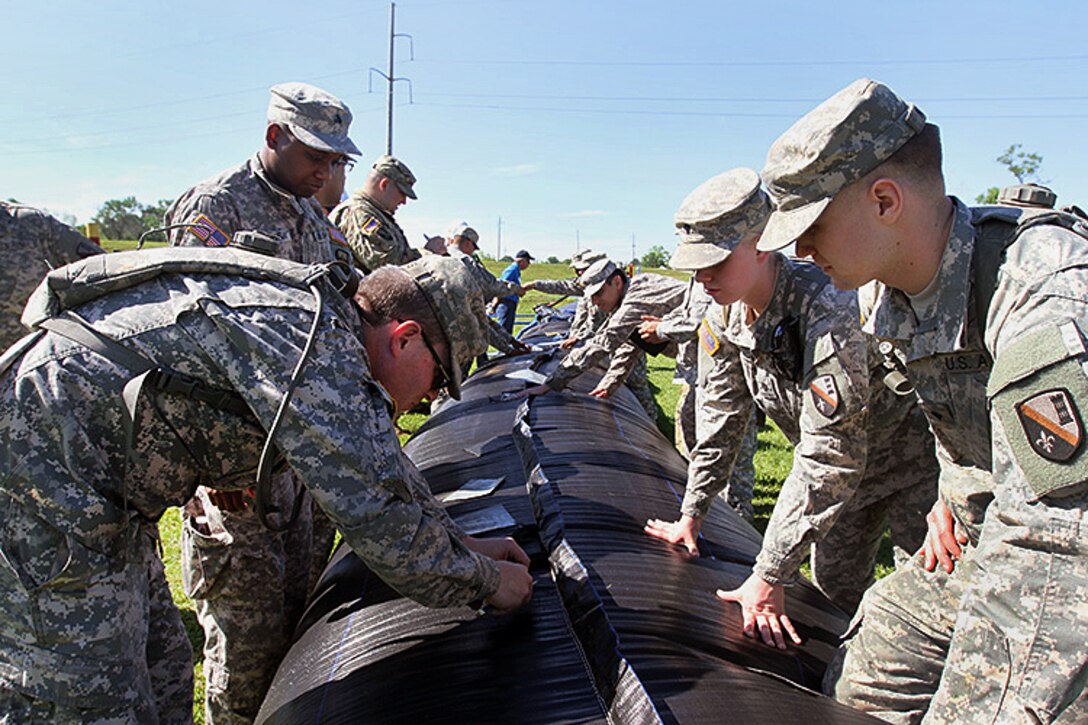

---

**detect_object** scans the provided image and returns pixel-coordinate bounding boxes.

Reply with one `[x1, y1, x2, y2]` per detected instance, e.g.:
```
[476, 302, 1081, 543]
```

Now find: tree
[92, 196, 174, 241]
[641, 244, 669, 269]
[976, 144, 1045, 204]
[545, 255, 560, 264]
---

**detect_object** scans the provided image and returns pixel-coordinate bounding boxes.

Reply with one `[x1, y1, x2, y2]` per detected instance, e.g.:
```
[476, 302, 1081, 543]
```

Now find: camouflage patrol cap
[758, 78, 927, 252]
[578, 258, 619, 297]
[998, 183, 1057, 209]
[447, 221, 480, 247]
[570, 248, 606, 272]
[670, 168, 772, 270]
[373, 155, 418, 200]
[402, 255, 489, 400]
[268, 82, 361, 157]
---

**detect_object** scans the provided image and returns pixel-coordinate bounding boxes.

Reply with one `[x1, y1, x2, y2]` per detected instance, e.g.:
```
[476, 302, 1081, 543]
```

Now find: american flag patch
[329, 226, 348, 246]
[362, 216, 381, 234]
[698, 318, 720, 356]
[189, 214, 230, 247]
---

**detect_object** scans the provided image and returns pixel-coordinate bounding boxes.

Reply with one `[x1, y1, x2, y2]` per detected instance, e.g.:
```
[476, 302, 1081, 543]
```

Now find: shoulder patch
[328, 226, 348, 246]
[1017, 388, 1083, 462]
[189, 214, 230, 247]
[362, 216, 382, 235]
[810, 374, 840, 418]
[698, 318, 720, 357]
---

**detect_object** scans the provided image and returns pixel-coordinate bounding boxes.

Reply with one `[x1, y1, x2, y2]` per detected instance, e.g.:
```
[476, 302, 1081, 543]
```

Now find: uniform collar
[868, 197, 974, 360]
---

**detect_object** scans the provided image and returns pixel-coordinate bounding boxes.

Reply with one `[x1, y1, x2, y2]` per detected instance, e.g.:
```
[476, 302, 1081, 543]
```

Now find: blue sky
[3, 0, 1086, 263]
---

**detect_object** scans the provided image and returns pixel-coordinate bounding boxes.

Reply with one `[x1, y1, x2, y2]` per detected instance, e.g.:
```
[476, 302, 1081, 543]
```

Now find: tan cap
[402, 255, 489, 400]
[577, 258, 619, 297]
[267, 82, 361, 157]
[758, 78, 926, 252]
[670, 168, 771, 270]
[447, 221, 479, 248]
[373, 154, 418, 200]
[570, 248, 606, 271]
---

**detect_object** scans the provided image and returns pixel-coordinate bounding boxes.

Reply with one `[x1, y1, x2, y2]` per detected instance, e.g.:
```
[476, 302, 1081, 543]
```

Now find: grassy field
[92, 248, 876, 721]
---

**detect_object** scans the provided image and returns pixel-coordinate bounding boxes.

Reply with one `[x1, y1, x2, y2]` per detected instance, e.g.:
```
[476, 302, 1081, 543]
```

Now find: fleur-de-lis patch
[1016, 388, 1083, 462]
[810, 374, 840, 418]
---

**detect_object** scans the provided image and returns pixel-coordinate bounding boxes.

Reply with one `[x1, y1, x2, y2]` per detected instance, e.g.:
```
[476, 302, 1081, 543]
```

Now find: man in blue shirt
[495, 249, 533, 333]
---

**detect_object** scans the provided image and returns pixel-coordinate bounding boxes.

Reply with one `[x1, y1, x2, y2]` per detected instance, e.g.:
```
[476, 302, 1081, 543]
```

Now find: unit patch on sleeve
[1017, 388, 1083, 462]
[810, 374, 840, 418]
[362, 216, 382, 235]
[189, 214, 231, 247]
[698, 318, 720, 357]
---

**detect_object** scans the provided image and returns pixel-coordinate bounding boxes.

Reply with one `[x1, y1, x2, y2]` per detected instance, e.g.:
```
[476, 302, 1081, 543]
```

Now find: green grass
[117, 255, 876, 720]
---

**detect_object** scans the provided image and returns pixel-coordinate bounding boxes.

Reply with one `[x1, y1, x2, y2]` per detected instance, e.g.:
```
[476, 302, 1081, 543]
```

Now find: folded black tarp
[257, 311, 878, 724]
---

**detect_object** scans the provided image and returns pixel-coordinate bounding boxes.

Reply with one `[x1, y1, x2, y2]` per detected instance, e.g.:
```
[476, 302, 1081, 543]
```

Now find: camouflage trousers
[674, 382, 696, 459]
[923, 486, 1088, 724]
[0, 499, 193, 724]
[626, 354, 657, 423]
[713, 409, 759, 524]
[182, 472, 336, 725]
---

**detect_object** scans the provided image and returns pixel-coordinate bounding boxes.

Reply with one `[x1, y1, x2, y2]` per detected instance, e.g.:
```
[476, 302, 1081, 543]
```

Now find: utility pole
[497, 217, 503, 259]
[369, 3, 414, 155]
[576, 229, 580, 253]
[631, 233, 636, 262]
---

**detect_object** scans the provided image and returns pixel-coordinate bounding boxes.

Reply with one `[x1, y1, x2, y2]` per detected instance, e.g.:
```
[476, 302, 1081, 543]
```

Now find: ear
[265, 124, 285, 151]
[388, 320, 422, 358]
[868, 178, 904, 225]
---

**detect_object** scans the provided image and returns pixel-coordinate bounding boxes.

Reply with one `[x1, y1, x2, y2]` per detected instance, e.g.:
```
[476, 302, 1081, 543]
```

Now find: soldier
[444, 222, 529, 360]
[330, 154, 420, 273]
[521, 258, 688, 422]
[315, 156, 353, 215]
[643, 168, 938, 650]
[759, 78, 1088, 722]
[0, 251, 533, 723]
[523, 248, 606, 346]
[164, 81, 362, 724]
[0, 201, 103, 351]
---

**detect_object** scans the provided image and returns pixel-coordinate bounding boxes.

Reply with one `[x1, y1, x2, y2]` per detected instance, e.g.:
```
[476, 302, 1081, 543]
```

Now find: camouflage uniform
[680, 255, 937, 612]
[0, 250, 500, 723]
[447, 247, 524, 356]
[165, 156, 350, 722]
[833, 201, 1088, 723]
[545, 265, 688, 423]
[0, 201, 103, 351]
[758, 79, 1088, 724]
[653, 280, 712, 457]
[329, 190, 419, 273]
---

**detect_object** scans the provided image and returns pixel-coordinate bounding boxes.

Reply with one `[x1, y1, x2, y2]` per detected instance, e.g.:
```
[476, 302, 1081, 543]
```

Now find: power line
[409, 53, 1088, 68]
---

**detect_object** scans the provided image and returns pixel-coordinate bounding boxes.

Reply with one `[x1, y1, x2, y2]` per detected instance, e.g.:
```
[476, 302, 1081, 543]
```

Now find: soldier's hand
[206, 487, 248, 512]
[643, 514, 702, 556]
[517, 384, 551, 399]
[588, 386, 611, 399]
[638, 315, 663, 344]
[521, 280, 538, 291]
[920, 496, 968, 573]
[486, 561, 533, 613]
[464, 535, 531, 566]
[716, 575, 802, 650]
[559, 336, 578, 350]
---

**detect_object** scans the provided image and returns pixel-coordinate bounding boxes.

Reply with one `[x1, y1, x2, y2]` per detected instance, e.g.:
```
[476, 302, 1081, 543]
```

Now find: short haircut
[353, 266, 445, 348]
[865, 122, 945, 191]
[608, 269, 627, 287]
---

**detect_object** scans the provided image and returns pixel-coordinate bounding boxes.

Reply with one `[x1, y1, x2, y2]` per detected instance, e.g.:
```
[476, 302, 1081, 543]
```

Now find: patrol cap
[571, 249, 606, 272]
[998, 183, 1056, 209]
[670, 168, 772, 271]
[422, 234, 448, 256]
[447, 221, 479, 249]
[758, 78, 927, 252]
[578, 258, 619, 297]
[402, 255, 489, 400]
[267, 82, 361, 157]
[373, 155, 418, 200]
